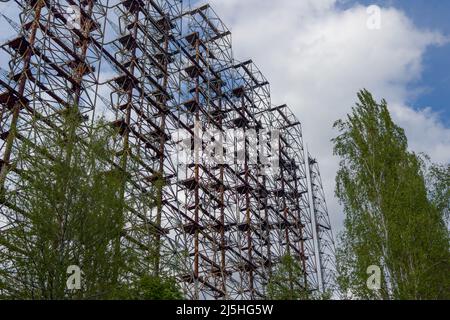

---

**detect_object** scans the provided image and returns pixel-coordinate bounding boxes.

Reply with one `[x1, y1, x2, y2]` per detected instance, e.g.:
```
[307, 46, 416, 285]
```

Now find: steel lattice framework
[0, 0, 336, 299]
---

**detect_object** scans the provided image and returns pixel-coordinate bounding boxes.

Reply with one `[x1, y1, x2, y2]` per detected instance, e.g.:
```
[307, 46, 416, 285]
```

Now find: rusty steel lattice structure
[0, 0, 336, 299]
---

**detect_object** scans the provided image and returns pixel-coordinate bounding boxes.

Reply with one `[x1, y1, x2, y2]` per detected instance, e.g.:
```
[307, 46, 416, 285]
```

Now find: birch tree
[333, 89, 450, 300]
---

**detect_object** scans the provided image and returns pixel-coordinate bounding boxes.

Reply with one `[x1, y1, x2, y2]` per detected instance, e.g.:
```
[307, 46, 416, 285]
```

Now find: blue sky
[340, 0, 450, 125]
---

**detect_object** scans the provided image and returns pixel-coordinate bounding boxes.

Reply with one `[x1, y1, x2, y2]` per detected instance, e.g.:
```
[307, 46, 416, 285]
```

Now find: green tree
[0, 109, 130, 299]
[0, 108, 185, 300]
[333, 89, 450, 300]
[116, 274, 183, 300]
[267, 254, 309, 300]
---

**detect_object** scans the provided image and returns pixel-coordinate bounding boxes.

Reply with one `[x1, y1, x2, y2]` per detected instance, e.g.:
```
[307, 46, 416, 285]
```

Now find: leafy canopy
[333, 89, 450, 300]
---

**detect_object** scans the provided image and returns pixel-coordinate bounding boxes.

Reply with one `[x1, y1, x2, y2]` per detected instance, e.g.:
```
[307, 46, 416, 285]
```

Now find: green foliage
[427, 163, 450, 224]
[0, 109, 130, 299]
[267, 254, 310, 300]
[0, 108, 187, 300]
[125, 274, 183, 300]
[109, 273, 183, 300]
[333, 89, 450, 300]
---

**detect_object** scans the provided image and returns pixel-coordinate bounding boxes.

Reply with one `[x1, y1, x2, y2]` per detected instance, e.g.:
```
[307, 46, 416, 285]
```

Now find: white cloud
[391, 104, 450, 162]
[205, 0, 450, 233]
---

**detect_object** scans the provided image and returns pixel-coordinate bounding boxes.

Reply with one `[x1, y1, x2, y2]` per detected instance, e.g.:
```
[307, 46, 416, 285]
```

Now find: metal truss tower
[0, 0, 336, 299]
